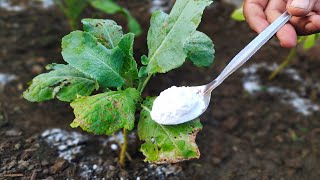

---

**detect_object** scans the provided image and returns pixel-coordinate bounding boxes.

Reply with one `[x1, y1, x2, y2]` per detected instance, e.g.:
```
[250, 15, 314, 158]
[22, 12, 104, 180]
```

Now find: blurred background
[0, 0, 320, 179]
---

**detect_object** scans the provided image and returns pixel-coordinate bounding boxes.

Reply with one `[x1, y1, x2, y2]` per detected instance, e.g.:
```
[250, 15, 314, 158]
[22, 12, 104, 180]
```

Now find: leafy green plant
[54, 0, 142, 35]
[230, 6, 245, 21]
[230, 7, 320, 79]
[24, 0, 215, 166]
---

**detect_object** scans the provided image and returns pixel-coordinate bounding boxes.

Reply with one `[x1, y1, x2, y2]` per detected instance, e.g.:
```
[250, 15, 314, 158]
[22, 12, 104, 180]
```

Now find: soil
[1, 0, 320, 179]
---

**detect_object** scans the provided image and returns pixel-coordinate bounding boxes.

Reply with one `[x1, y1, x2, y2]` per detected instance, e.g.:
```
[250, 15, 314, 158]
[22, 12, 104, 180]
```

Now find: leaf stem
[137, 74, 153, 94]
[269, 47, 297, 80]
[119, 128, 128, 167]
[112, 134, 132, 161]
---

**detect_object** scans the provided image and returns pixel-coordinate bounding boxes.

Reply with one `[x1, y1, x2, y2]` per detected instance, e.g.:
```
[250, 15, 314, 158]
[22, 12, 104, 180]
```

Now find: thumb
[286, 0, 318, 16]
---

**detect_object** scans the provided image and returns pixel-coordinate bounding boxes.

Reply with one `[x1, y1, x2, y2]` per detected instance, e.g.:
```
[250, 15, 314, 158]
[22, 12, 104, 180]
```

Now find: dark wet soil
[1, 0, 320, 179]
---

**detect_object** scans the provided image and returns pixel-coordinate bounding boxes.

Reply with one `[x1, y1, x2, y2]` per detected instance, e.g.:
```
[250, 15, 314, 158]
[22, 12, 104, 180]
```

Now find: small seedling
[230, 7, 320, 79]
[24, 0, 215, 166]
[54, 0, 142, 35]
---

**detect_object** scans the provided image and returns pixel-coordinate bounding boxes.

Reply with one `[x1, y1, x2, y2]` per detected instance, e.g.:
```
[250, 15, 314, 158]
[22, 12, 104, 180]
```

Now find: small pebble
[31, 64, 43, 74]
[110, 144, 118, 151]
[27, 164, 35, 171]
[14, 143, 21, 150]
[41, 160, 49, 166]
[17, 160, 29, 170]
[7, 160, 16, 169]
[109, 165, 116, 171]
[43, 168, 49, 175]
[5, 129, 22, 137]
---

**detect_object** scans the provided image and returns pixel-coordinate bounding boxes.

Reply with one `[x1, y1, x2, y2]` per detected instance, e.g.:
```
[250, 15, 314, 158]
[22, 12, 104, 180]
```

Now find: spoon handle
[205, 11, 292, 93]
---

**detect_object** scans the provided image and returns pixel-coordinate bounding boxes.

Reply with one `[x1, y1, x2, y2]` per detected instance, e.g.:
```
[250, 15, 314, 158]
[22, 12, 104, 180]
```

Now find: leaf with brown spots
[23, 64, 98, 102]
[82, 19, 123, 49]
[70, 88, 141, 135]
[138, 97, 203, 164]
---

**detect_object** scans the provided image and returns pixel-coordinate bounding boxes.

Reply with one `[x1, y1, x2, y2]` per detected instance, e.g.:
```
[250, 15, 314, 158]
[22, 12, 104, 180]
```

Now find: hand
[244, 0, 320, 48]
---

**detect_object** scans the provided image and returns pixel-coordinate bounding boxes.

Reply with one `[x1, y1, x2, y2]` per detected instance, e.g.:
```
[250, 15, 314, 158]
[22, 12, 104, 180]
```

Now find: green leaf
[90, 0, 122, 14]
[123, 9, 143, 36]
[141, 55, 149, 66]
[89, 0, 142, 35]
[70, 88, 141, 135]
[146, 0, 213, 74]
[62, 31, 125, 88]
[303, 34, 317, 50]
[82, 19, 123, 49]
[64, 0, 88, 20]
[54, 0, 88, 29]
[231, 7, 245, 21]
[138, 66, 147, 78]
[23, 64, 97, 102]
[118, 33, 139, 87]
[138, 97, 203, 164]
[184, 31, 215, 67]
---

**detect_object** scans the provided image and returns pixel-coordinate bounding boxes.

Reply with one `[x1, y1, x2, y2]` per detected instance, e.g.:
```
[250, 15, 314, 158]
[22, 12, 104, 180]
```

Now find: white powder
[151, 86, 207, 125]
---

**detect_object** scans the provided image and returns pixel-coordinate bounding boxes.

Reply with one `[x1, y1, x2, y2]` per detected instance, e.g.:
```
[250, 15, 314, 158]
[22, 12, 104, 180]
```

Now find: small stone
[43, 168, 49, 175]
[5, 129, 22, 137]
[17, 160, 29, 170]
[17, 83, 23, 91]
[41, 160, 49, 166]
[212, 157, 222, 165]
[35, 57, 46, 63]
[31, 64, 43, 74]
[110, 144, 118, 151]
[14, 143, 21, 150]
[27, 164, 35, 171]
[222, 117, 239, 131]
[108, 165, 116, 171]
[49, 159, 68, 174]
[7, 160, 16, 169]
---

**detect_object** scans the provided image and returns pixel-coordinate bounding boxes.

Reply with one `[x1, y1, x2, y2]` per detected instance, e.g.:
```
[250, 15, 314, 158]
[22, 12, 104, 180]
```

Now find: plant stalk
[137, 74, 153, 93]
[269, 47, 297, 80]
[119, 128, 128, 167]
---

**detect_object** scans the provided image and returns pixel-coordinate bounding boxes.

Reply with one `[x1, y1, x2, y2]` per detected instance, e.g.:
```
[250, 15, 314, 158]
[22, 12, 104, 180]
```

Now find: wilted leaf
[184, 31, 215, 67]
[82, 19, 123, 49]
[138, 97, 203, 164]
[62, 31, 125, 88]
[70, 88, 141, 135]
[23, 64, 97, 102]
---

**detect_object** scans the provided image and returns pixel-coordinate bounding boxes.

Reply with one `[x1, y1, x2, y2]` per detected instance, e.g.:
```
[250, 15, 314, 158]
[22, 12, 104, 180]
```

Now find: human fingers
[289, 14, 320, 35]
[243, 0, 270, 33]
[286, 0, 320, 16]
[265, 0, 298, 48]
[286, 0, 320, 35]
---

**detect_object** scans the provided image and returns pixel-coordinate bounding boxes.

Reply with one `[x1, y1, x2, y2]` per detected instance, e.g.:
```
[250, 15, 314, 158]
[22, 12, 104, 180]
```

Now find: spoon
[152, 12, 292, 125]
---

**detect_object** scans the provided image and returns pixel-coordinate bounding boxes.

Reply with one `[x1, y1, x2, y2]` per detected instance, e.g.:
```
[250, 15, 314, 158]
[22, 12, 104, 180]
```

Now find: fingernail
[291, 0, 309, 9]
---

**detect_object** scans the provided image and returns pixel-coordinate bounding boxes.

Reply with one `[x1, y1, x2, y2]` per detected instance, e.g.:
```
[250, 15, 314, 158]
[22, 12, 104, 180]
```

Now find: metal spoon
[153, 12, 292, 125]
[200, 12, 292, 114]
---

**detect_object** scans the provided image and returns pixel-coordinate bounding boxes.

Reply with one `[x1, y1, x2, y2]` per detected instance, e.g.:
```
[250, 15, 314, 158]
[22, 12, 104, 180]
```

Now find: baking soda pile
[151, 86, 207, 125]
